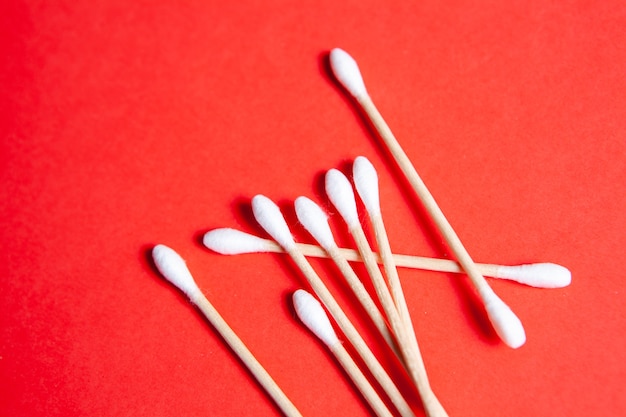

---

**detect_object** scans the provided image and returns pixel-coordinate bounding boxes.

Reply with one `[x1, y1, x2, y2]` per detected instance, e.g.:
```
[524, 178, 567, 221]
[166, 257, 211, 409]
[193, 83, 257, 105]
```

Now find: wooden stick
[329, 48, 526, 349]
[293, 289, 395, 417]
[264, 238, 501, 275]
[152, 245, 303, 417]
[252, 195, 416, 417]
[203, 228, 572, 288]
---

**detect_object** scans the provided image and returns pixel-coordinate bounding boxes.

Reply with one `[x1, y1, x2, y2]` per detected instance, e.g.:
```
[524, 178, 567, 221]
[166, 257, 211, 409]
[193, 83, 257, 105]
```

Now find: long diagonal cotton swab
[203, 228, 571, 288]
[294, 196, 400, 358]
[151, 244, 303, 417]
[325, 170, 449, 417]
[329, 47, 526, 349]
[292, 289, 394, 417]
[251, 195, 416, 417]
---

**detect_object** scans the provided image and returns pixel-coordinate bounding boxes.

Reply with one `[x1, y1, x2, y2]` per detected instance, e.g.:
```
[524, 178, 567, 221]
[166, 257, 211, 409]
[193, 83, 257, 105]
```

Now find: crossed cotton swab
[293, 289, 394, 417]
[151, 244, 303, 417]
[329, 48, 527, 349]
[203, 228, 571, 289]
[251, 194, 416, 417]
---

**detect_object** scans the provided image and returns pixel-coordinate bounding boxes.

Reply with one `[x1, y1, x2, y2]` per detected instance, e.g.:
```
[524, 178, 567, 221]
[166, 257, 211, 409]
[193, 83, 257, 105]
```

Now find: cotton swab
[292, 289, 394, 417]
[353, 155, 425, 387]
[329, 48, 526, 349]
[353, 156, 414, 329]
[325, 169, 449, 417]
[203, 228, 572, 288]
[151, 244, 303, 417]
[294, 196, 400, 357]
[251, 194, 416, 417]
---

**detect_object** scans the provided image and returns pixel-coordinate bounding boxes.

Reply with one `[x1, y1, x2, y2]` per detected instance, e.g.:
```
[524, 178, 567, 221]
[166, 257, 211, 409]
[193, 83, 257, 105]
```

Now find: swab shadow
[231, 195, 268, 237]
[448, 273, 500, 345]
[192, 229, 210, 251]
[140, 243, 168, 304]
[140, 243, 158, 272]
[318, 50, 500, 345]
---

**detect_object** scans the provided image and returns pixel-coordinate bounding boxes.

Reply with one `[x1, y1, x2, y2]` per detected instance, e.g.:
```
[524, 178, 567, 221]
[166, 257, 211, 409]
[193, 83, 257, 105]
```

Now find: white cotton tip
[325, 169, 360, 228]
[294, 197, 337, 250]
[329, 48, 368, 99]
[484, 295, 526, 349]
[152, 244, 201, 298]
[251, 195, 296, 250]
[203, 228, 273, 255]
[293, 289, 339, 347]
[496, 263, 572, 288]
[352, 156, 381, 217]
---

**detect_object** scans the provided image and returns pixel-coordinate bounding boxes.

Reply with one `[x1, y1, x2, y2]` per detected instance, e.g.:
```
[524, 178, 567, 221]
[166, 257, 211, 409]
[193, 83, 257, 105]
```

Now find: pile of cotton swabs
[151, 48, 571, 417]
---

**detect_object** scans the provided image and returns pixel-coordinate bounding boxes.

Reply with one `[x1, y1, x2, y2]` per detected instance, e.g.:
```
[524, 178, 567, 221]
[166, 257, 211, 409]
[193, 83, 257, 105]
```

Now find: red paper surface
[2, 1, 625, 416]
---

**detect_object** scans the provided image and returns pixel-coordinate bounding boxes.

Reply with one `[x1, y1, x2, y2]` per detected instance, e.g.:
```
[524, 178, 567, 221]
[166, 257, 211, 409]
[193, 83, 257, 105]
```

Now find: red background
[2, 1, 625, 416]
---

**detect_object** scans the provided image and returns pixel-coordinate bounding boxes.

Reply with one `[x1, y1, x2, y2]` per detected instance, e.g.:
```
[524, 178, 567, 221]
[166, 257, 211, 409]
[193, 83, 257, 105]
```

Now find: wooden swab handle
[330, 342, 395, 417]
[190, 293, 303, 417]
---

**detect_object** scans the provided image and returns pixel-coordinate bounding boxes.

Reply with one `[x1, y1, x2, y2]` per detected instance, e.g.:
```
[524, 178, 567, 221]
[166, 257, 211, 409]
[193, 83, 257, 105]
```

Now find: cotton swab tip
[293, 289, 339, 347]
[325, 169, 360, 228]
[252, 195, 296, 250]
[484, 295, 526, 349]
[203, 228, 273, 255]
[152, 244, 201, 298]
[329, 48, 368, 99]
[353, 156, 381, 216]
[496, 263, 571, 288]
[295, 197, 337, 250]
